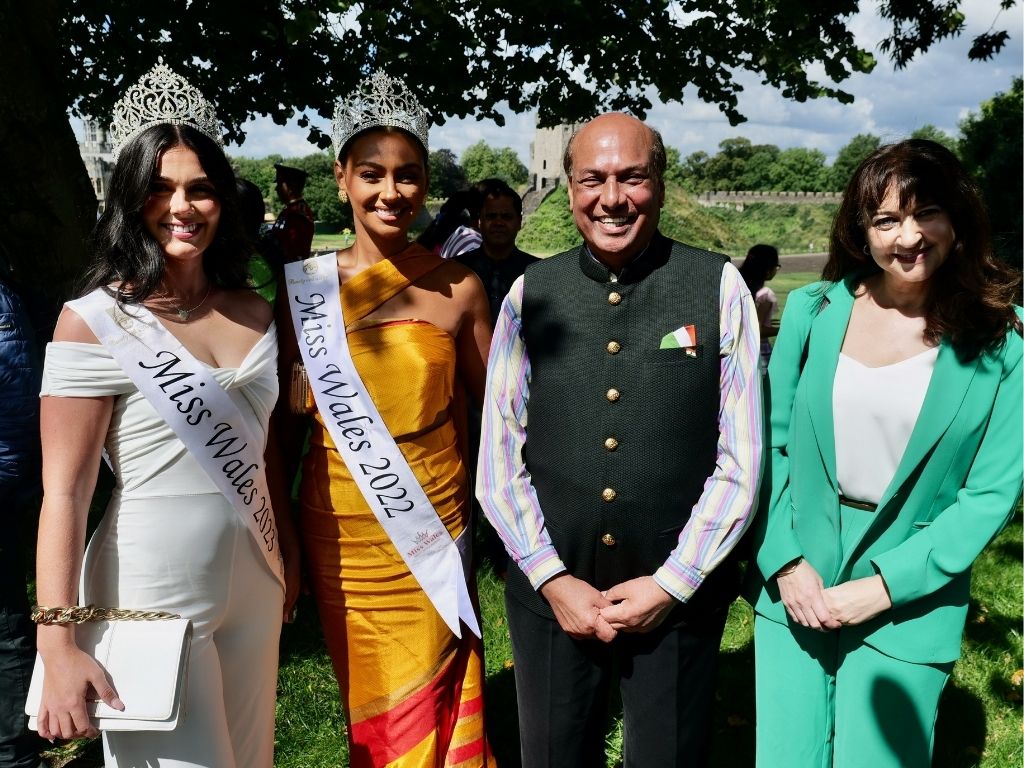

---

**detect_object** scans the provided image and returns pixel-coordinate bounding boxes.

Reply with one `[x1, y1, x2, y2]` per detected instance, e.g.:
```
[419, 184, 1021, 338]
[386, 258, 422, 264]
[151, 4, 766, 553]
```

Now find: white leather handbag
[25, 610, 192, 732]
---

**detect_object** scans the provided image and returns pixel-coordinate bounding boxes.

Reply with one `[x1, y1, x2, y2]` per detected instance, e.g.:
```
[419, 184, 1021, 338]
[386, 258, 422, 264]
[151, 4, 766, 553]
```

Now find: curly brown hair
[824, 138, 1020, 360]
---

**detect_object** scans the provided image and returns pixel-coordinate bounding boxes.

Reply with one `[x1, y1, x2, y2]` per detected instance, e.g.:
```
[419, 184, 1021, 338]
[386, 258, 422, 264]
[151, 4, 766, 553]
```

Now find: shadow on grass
[279, 593, 330, 661]
[934, 681, 988, 768]
[984, 540, 1023, 566]
[962, 599, 1021, 655]
[485, 665, 521, 767]
[709, 638, 756, 766]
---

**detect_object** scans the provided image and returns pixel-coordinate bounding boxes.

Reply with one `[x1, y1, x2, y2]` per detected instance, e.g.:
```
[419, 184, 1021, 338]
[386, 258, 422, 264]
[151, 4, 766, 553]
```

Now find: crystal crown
[331, 72, 430, 159]
[109, 63, 223, 161]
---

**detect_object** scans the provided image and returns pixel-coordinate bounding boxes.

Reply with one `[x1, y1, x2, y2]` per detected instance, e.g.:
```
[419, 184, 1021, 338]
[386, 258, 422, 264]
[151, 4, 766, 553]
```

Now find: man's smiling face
[566, 113, 665, 269]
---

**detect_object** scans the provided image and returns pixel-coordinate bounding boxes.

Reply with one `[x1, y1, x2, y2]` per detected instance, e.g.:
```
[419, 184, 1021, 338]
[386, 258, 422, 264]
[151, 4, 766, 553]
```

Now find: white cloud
[227, 115, 324, 158]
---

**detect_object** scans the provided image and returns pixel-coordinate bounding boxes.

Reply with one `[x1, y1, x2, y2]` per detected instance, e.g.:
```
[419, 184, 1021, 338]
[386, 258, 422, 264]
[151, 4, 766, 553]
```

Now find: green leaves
[459, 141, 528, 187]
[57, 1, 1020, 148]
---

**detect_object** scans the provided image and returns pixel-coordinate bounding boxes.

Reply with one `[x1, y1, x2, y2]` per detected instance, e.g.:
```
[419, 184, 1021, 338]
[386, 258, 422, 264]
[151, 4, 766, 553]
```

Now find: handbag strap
[31, 605, 181, 624]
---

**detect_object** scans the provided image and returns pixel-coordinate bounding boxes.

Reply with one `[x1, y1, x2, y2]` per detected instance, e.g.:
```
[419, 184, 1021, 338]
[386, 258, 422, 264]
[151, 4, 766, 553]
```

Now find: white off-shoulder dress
[40, 323, 283, 768]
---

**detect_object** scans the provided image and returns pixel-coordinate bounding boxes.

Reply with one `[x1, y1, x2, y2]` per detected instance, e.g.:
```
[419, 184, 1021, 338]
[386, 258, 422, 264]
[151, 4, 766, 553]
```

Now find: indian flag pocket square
[659, 324, 697, 349]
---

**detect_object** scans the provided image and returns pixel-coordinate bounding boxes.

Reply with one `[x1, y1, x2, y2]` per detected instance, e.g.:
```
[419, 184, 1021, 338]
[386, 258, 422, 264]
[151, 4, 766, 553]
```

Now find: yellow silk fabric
[300, 311, 491, 766]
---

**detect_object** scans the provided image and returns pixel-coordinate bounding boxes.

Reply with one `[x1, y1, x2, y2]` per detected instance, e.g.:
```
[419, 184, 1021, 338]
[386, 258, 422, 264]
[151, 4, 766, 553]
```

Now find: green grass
[311, 232, 355, 252]
[773, 271, 820, 316]
[516, 187, 580, 255]
[706, 202, 838, 255]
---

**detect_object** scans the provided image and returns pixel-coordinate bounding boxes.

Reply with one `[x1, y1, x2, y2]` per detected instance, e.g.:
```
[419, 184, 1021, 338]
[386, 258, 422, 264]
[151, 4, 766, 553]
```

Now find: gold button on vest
[606, 340, 621, 354]
[602, 487, 617, 502]
[606, 388, 620, 402]
[608, 292, 622, 306]
[601, 533, 616, 547]
[604, 437, 619, 451]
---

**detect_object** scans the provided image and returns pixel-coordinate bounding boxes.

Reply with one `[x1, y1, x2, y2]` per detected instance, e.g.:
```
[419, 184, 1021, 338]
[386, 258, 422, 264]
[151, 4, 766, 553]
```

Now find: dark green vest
[506, 232, 741, 622]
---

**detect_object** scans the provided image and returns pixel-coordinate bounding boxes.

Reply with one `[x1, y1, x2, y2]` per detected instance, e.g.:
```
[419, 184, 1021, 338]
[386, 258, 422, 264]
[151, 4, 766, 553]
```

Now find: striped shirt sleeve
[439, 226, 483, 260]
[475, 276, 567, 589]
[652, 261, 764, 602]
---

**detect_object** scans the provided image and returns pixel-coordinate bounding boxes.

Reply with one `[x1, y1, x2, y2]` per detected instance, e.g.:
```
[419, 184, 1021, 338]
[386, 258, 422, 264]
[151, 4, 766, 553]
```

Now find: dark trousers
[0, 482, 41, 768]
[506, 590, 728, 768]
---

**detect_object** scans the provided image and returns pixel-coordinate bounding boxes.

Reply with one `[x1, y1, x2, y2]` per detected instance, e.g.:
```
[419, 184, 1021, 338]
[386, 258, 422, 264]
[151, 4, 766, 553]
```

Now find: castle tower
[528, 119, 585, 191]
[80, 119, 114, 211]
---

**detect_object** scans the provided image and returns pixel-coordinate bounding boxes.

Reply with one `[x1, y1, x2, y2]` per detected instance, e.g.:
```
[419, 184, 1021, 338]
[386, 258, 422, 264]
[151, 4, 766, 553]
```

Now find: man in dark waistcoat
[477, 113, 763, 767]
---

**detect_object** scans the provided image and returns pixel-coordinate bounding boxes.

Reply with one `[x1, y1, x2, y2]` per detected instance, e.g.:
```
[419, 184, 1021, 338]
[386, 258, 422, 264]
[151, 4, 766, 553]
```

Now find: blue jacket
[0, 277, 41, 487]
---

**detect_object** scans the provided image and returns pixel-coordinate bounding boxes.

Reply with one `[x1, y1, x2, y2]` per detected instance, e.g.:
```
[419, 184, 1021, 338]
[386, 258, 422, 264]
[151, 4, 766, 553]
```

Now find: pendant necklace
[173, 285, 212, 321]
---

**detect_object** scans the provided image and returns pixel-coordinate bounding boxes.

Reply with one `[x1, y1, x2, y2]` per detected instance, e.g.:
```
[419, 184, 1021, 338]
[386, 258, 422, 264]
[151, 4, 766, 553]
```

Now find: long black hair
[80, 123, 250, 302]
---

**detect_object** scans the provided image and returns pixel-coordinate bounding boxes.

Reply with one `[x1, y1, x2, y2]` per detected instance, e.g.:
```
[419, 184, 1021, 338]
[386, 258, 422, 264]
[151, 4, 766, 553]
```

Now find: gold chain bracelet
[31, 605, 181, 625]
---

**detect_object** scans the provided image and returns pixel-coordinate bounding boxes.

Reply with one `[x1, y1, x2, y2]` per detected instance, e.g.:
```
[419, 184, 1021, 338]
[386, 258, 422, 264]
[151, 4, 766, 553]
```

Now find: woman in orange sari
[275, 72, 494, 766]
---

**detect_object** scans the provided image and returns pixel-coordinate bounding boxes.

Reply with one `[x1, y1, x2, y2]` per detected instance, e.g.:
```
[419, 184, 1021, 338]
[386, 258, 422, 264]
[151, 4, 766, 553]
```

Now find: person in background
[456, 179, 539, 327]
[0, 246, 44, 768]
[478, 112, 762, 767]
[738, 243, 781, 370]
[263, 163, 315, 269]
[456, 179, 538, 576]
[750, 139, 1022, 767]
[418, 187, 483, 259]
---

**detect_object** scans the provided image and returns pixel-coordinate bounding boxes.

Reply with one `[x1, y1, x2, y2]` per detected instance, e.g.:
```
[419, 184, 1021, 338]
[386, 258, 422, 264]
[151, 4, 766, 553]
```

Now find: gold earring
[338, 189, 348, 204]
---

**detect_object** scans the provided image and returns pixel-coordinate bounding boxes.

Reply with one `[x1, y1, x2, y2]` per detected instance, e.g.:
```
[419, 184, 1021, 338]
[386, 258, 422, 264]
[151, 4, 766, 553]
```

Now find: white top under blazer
[833, 346, 939, 504]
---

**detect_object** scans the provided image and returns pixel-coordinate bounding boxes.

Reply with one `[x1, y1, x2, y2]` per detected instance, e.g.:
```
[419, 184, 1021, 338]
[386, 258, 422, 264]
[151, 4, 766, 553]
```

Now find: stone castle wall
[529, 121, 585, 191]
[695, 190, 842, 209]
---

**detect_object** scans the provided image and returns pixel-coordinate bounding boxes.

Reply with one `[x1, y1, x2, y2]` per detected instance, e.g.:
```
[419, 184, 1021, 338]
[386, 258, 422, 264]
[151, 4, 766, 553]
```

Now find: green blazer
[750, 276, 1023, 664]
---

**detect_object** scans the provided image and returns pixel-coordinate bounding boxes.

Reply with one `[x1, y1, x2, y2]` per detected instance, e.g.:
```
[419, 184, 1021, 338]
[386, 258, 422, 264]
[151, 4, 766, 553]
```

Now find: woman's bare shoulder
[53, 306, 100, 344]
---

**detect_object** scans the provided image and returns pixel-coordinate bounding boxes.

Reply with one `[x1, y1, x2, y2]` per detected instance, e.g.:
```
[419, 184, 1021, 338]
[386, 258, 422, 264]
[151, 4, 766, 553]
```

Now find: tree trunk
[0, 2, 97, 339]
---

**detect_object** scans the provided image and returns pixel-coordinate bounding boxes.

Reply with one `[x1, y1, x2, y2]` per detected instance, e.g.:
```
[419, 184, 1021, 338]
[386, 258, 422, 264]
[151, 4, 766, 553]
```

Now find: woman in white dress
[33, 65, 298, 767]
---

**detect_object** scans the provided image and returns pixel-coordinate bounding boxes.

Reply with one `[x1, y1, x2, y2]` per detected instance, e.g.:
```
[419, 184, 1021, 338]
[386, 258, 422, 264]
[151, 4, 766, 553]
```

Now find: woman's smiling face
[142, 144, 221, 262]
[336, 129, 427, 243]
[864, 183, 955, 288]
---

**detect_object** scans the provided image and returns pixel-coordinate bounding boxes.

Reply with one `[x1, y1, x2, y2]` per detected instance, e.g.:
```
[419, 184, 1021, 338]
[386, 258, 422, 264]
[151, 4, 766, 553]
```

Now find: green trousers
[754, 503, 953, 767]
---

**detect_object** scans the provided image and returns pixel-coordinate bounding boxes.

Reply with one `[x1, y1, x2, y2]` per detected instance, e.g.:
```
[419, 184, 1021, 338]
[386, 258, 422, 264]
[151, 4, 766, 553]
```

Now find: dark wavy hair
[825, 138, 1020, 359]
[80, 123, 251, 302]
[739, 244, 780, 295]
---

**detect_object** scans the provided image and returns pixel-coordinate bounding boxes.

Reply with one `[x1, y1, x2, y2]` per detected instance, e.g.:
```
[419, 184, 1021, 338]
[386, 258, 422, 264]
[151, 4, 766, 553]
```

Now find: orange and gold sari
[299, 247, 493, 767]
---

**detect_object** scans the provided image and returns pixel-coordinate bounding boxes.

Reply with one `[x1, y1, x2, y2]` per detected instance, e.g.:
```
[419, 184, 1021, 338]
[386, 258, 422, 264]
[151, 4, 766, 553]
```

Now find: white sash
[69, 290, 285, 591]
[284, 254, 480, 639]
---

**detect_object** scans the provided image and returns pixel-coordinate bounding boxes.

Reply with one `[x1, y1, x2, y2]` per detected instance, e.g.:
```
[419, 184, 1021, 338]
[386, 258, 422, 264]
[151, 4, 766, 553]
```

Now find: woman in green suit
[750, 139, 1022, 767]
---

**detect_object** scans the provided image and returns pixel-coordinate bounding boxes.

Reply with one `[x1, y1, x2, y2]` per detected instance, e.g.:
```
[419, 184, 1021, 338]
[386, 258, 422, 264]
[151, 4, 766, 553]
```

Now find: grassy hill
[517, 183, 837, 258]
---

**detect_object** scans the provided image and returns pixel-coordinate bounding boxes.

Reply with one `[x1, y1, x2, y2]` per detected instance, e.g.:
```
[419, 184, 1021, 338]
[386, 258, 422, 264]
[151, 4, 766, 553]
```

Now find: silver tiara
[109, 63, 223, 161]
[331, 72, 429, 159]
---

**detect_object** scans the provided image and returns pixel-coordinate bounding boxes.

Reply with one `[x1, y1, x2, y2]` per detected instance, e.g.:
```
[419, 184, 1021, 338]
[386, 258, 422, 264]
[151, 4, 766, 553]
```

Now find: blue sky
[223, 0, 1021, 164]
